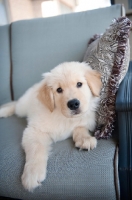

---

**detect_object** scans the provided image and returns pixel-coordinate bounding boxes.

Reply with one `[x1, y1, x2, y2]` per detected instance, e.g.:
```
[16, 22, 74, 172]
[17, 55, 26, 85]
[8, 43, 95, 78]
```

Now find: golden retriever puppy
[0, 62, 102, 192]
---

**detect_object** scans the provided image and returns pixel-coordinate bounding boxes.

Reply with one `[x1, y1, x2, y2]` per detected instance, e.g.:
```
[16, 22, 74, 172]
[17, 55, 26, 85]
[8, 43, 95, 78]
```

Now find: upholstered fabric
[116, 61, 132, 111]
[0, 116, 117, 199]
[83, 17, 131, 139]
[0, 25, 11, 104]
[11, 4, 122, 100]
[116, 61, 132, 199]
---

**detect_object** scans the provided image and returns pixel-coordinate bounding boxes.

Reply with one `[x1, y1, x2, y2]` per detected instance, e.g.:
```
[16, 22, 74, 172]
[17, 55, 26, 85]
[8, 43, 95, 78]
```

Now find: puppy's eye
[57, 87, 63, 93]
[77, 82, 82, 88]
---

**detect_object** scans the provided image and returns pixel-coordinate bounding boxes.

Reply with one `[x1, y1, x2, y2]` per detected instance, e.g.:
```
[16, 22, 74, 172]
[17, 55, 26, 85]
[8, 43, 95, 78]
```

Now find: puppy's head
[38, 62, 102, 118]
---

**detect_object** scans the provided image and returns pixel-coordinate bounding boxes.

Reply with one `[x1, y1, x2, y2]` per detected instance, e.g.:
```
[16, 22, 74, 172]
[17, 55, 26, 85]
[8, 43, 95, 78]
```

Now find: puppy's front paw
[75, 136, 97, 151]
[21, 162, 46, 192]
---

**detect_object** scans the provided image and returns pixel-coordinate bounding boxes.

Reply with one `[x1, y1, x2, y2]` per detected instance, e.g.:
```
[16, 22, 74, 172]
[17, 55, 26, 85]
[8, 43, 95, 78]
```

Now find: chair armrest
[116, 62, 132, 111]
[115, 61, 132, 200]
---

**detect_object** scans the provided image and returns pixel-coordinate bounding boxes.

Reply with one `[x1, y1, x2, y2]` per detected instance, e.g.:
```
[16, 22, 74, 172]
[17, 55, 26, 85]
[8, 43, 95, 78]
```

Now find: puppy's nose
[67, 99, 80, 110]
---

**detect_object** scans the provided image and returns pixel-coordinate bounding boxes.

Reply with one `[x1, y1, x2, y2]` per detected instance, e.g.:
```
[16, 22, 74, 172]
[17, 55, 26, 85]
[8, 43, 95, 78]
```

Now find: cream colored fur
[0, 62, 102, 192]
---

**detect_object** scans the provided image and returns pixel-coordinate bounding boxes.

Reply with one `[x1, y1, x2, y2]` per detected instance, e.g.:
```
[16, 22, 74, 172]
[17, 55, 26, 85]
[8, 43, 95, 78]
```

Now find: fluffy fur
[0, 62, 102, 192]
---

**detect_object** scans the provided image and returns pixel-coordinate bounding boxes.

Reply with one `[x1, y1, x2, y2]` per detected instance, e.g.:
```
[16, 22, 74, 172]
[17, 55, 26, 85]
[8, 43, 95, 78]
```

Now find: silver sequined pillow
[83, 17, 131, 139]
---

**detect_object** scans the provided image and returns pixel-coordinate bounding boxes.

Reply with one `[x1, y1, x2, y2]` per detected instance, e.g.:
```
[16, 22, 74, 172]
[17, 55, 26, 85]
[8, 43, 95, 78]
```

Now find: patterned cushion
[83, 17, 131, 139]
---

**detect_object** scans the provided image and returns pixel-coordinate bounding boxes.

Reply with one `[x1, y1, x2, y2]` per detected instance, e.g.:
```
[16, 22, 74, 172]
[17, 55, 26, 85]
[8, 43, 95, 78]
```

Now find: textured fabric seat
[0, 116, 117, 200]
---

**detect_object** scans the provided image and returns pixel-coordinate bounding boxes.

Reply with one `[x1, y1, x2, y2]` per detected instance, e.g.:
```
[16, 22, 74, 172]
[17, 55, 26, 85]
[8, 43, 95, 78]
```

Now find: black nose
[67, 99, 80, 110]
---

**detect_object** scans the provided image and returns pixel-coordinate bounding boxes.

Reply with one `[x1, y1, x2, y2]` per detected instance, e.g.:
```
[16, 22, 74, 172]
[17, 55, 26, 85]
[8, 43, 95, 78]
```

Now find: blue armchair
[116, 61, 132, 200]
[0, 4, 130, 200]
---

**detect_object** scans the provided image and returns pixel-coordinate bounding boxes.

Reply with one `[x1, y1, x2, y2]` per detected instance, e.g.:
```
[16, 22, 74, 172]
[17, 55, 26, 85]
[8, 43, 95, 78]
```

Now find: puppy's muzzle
[67, 99, 80, 110]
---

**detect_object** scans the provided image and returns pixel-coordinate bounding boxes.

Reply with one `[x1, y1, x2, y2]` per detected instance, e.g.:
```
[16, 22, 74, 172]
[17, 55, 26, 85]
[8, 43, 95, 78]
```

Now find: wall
[115, 0, 132, 60]
[8, 0, 34, 22]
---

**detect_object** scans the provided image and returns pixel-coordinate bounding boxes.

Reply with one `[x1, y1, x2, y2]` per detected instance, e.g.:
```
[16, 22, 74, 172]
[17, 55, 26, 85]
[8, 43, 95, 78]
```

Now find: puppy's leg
[73, 127, 97, 151]
[21, 127, 52, 192]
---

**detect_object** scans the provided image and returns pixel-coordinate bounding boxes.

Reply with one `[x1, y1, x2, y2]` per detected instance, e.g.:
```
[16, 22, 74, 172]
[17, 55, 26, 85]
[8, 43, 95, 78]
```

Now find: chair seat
[0, 116, 117, 200]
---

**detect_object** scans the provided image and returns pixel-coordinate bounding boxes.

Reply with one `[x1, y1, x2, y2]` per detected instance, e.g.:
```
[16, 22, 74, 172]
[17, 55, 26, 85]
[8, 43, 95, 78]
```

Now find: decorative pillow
[83, 17, 131, 139]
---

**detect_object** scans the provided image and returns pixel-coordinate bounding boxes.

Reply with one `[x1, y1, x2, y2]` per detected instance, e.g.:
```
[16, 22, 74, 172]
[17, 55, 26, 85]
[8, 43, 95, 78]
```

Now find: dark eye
[57, 87, 63, 93]
[77, 82, 82, 88]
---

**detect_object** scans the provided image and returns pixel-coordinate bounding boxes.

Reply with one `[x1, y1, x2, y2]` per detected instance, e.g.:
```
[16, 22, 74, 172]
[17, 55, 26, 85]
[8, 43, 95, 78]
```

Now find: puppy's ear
[38, 83, 54, 112]
[85, 69, 102, 96]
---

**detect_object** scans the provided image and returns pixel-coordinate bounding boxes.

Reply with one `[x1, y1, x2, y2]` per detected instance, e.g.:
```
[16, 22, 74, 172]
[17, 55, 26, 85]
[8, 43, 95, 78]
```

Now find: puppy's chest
[49, 116, 88, 142]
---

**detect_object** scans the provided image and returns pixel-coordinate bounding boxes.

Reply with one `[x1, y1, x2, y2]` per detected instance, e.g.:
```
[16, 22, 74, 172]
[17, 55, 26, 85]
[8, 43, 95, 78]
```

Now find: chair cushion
[0, 25, 11, 104]
[0, 116, 117, 199]
[10, 4, 122, 100]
